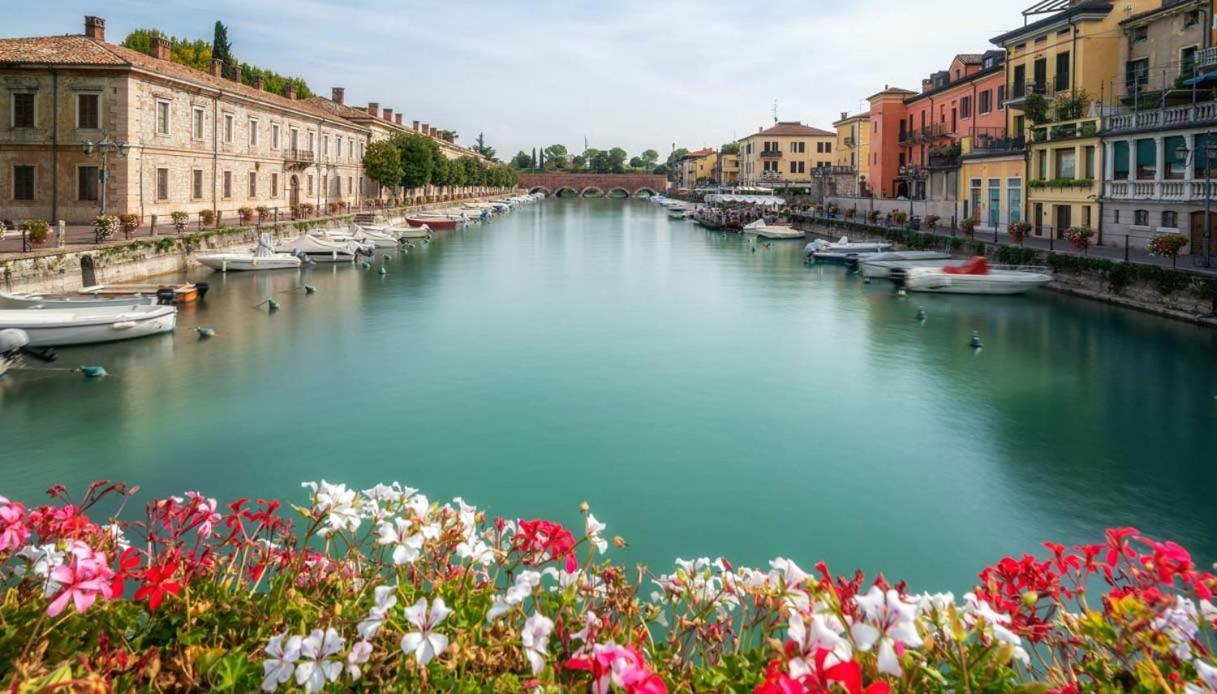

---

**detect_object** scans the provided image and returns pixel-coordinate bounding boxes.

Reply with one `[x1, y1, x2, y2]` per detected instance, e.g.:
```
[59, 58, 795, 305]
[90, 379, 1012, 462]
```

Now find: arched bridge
[518, 173, 668, 198]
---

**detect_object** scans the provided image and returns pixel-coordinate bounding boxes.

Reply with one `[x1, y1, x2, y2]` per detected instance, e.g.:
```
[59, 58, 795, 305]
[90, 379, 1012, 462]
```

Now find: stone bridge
[518, 173, 668, 198]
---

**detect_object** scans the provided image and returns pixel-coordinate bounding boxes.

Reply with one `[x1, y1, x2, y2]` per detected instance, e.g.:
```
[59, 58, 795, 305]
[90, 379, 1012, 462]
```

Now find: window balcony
[1198, 46, 1217, 70]
[1104, 100, 1217, 133]
[843, 136, 856, 148]
[284, 148, 315, 164]
[1005, 82, 1051, 111]
[1104, 179, 1211, 202]
[1029, 116, 1099, 144]
[966, 126, 1026, 155]
[759, 149, 783, 158]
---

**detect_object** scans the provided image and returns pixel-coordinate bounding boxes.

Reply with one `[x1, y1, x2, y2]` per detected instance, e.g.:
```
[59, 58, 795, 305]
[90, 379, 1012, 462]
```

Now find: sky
[7, 0, 1034, 161]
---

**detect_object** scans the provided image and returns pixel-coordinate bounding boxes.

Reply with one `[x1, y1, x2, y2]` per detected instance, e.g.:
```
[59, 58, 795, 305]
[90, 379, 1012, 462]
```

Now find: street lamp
[1175, 137, 1214, 268]
[899, 165, 929, 225]
[81, 132, 131, 215]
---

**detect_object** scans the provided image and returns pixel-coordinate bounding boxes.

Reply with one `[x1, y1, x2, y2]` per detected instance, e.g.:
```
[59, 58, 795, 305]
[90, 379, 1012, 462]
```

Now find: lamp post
[1176, 137, 1214, 268]
[82, 132, 131, 216]
[898, 165, 929, 226]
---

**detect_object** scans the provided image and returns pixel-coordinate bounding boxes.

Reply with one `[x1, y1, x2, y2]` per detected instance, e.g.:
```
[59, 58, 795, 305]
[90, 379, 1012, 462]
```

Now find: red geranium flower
[134, 560, 181, 610]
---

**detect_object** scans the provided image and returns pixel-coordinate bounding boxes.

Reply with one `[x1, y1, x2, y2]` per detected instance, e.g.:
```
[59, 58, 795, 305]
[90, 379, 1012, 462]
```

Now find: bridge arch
[554, 186, 579, 198]
[633, 187, 658, 198]
[580, 186, 605, 198]
[528, 186, 551, 197]
[607, 187, 630, 198]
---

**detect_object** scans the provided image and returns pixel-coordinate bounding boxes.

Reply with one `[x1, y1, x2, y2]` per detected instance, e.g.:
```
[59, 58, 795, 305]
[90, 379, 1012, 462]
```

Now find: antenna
[772, 100, 779, 123]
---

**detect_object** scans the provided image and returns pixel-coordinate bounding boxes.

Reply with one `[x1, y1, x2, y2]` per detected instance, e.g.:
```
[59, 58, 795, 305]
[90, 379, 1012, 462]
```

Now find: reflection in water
[0, 199, 1213, 592]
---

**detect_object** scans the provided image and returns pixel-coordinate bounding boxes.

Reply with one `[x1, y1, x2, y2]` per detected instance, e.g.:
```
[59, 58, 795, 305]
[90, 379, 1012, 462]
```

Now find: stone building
[0, 16, 375, 226]
[736, 121, 835, 190]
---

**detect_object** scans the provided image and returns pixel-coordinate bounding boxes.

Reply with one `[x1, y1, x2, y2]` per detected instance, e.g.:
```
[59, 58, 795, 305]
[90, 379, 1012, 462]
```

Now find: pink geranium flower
[46, 546, 114, 617]
[0, 496, 29, 551]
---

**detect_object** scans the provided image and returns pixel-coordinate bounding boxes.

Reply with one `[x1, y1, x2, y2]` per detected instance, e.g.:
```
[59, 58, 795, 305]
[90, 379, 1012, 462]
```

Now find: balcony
[927, 154, 961, 169]
[843, 137, 856, 148]
[759, 149, 783, 158]
[922, 123, 952, 141]
[1005, 81, 1051, 110]
[1198, 46, 1217, 71]
[1104, 179, 1213, 202]
[284, 148, 315, 164]
[966, 127, 1026, 155]
[813, 165, 857, 176]
[1029, 116, 1099, 144]
[1104, 100, 1217, 133]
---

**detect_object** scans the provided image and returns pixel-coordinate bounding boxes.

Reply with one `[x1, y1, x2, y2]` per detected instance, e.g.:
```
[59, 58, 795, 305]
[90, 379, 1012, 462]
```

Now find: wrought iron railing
[284, 148, 315, 163]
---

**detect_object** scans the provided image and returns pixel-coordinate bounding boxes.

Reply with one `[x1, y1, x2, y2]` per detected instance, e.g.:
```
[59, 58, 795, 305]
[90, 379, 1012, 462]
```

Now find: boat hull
[903, 273, 1051, 295]
[196, 254, 302, 272]
[408, 217, 458, 230]
[0, 292, 155, 309]
[0, 306, 177, 346]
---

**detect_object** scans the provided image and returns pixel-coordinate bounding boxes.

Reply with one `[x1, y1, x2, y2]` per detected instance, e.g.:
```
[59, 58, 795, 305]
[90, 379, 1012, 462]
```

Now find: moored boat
[78, 282, 206, 304]
[742, 219, 801, 240]
[0, 304, 177, 346]
[407, 216, 459, 231]
[274, 234, 360, 263]
[196, 233, 303, 272]
[0, 329, 28, 377]
[804, 236, 893, 259]
[0, 291, 157, 309]
[901, 257, 1052, 295]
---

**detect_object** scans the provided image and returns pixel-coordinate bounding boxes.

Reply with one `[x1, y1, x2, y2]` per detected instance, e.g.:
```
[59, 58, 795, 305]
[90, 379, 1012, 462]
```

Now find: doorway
[1190, 211, 1217, 254]
[289, 175, 300, 207]
[1034, 203, 1044, 236]
[1054, 204, 1071, 239]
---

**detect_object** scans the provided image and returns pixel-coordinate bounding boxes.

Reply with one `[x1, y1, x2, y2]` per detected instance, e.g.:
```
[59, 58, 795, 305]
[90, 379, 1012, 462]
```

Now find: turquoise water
[2, 198, 1215, 592]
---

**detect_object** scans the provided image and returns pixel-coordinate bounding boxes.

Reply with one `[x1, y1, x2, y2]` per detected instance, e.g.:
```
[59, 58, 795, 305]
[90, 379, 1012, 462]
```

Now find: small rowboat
[78, 282, 207, 304]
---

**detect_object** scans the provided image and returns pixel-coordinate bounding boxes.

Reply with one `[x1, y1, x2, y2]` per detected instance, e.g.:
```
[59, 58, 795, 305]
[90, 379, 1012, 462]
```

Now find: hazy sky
[9, 0, 1033, 160]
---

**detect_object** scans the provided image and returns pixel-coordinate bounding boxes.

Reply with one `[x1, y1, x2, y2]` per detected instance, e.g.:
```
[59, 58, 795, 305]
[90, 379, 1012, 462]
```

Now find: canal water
[2, 198, 1214, 591]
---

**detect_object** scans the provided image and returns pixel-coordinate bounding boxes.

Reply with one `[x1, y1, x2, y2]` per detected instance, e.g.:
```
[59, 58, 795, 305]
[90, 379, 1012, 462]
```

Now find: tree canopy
[362, 140, 402, 192]
[382, 133, 516, 190]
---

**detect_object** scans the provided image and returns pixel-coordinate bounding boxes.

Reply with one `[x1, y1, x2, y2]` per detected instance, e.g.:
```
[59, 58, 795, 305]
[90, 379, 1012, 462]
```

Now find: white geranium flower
[302, 481, 361, 536]
[260, 633, 301, 692]
[521, 612, 555, 675]
[850, 586, 923, 676]
[377, 517, 425, 565]
[586, 514, 608, 554]
[787, 609, 851, 679]
[401, 597, 451, 666]
[294, 628, 343, 693]
[487, 571, 543, 621]
[346, 640, 372, 681]
[358, 585, 398, 640]
[16, 544, 67, 596]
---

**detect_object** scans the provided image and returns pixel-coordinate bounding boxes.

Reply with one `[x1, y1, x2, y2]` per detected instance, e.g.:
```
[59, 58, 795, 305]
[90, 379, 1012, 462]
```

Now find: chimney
[252, 75, 265, 91]
[230, 67, 242, 83]
[421, 123, 429, 136]
[383, 108, 393, 122]
[84, 16, 106, 42]
[412, 120, 420, 131]
[430, 127, 438, 138]
[395, 114, 403, 126]
[285, 84, 298, 100]
[840, 111, 848, 120]
[921, 78, 933, 92]
[331, 87, 345, 105]
[209, 59, 224, 78]
[151, 37, 171, 61]
[367, 102, 380, 118]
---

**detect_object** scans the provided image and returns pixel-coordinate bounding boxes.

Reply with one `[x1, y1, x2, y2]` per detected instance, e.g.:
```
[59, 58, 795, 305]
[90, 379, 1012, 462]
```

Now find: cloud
[6, 0, 1032, 158]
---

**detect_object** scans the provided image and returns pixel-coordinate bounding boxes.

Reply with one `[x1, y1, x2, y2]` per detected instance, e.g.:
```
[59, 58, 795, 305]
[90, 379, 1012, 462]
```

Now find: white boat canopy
[703, 194, 786, 206]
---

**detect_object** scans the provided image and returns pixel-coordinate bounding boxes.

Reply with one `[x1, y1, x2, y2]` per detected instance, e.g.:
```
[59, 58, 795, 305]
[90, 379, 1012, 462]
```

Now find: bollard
[970, 331, 982, 349]
[916, 307, 926, 321]
[150, 214, 158, 237]
[58, 220, 66, 248]
[1124, 235, 1130, 262]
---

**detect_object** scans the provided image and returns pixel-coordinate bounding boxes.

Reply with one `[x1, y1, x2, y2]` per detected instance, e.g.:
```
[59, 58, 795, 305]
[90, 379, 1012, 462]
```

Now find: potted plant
[1065, 225, 1094, 252]
[844, 208, 856, 220]
[238, 207, 254, 225]
[200, 209, 216, 227]
[925, 214, 940, 230]
[893, 211, 908, 226]
[94, 214, 120, 242]
[256, 206, 270, 224]
[301, 203, 315, 217]
[866, 209, 880, 224]
[290, 204, 302, 220]
[170, 211, 189, 234]
[118, 213, 140, 237]
[328, 201, 341, 216]
[23, 219, 50, 246]
[1148, 233, 1189, 267]
[1009, 221, 1032, 244]
[961, 218, 977, 237]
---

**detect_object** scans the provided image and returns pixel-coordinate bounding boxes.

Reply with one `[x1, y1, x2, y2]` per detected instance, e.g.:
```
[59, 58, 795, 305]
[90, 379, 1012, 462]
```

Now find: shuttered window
[1114, 141, 1130, 179]
[77, 93, 99, 129]
[12, 93, 35, 128]
[13, 165, 34, 201]
[1135, 139, 1156, 180]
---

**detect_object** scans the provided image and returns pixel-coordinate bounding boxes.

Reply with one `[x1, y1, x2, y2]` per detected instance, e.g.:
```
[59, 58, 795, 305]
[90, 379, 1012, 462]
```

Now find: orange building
[866, 86, 917, 199]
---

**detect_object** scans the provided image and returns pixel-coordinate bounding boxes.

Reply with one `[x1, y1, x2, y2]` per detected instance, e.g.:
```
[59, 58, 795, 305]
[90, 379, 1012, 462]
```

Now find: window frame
[223, 113, 234, 144]
[248, 171, 257, 198]
[77, 164, 100, 202]
[154, 99, 172, 136]
[13, 164, 35, 201]
[155, 167, 170, 201]
[222, 170, 233, 200]
[192, 106, 206, 141]
[192, 169, 205, 201]
[271, 122, 281, 150]
[249, 118, 259, 148]
[11, 92, 36, 129]
[76, 92, 101, 130]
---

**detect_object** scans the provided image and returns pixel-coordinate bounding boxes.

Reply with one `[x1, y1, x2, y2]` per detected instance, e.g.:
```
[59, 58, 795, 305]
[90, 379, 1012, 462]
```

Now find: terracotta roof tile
[682, 148, 716, 159]
[0, 35, 126, 65]
[749, 122, 833, 138]
[955, 53, 985, 65]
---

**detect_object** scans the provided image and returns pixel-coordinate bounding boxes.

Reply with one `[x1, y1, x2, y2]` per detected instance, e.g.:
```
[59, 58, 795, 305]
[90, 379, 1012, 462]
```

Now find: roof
[0, 34, 368, 131]
[990, 1, 1112, 45]
[904, 63, 1006, 104]
[681, 148, 716, 160]
[832, 111, 870, 126]
[1121, 0, 1204, 26]
[867, 86, 918, 101]
[955, 53, 986, 65]
[744, 121, 834, 139]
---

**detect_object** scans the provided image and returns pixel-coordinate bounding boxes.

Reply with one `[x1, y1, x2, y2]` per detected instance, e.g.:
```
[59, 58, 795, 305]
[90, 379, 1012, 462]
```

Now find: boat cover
[942, 257, 989, 275]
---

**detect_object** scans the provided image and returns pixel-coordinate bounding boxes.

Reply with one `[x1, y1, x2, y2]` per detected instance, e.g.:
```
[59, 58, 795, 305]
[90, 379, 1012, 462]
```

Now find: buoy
[970, 331, 983, 349]
[897, 288, 907, 297]
[79, 365, 107, 378]
[378, 266, 387, 276]
[267, 298, 280, 312]
[383, 254, 391, 262]
[361, 261, 371, 269]
[304, 285, 316, 295]
[196, 327, 215, 338]
[863, 277, 871, 284]
[916, 307, 926, 321]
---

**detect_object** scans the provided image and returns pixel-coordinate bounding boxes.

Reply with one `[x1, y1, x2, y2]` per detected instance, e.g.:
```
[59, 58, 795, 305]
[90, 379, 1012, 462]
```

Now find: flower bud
[613, 536, 627, 548]
[1022, 591, 1039, 607]
[579, 501, 589, 513]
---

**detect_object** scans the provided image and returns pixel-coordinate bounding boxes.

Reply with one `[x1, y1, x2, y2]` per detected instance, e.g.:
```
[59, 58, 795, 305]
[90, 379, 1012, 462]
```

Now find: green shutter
[1135, 139, 1156, 169]
[1197, 134, 1214, 174]
[1114, 141, 1129, 177]
[1164, 136, 1186, 165]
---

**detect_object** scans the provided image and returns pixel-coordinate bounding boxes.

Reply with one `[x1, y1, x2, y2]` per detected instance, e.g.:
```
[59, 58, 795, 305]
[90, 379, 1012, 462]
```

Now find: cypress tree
[213, 21, 234, 79]
[531, 148, 537, 169]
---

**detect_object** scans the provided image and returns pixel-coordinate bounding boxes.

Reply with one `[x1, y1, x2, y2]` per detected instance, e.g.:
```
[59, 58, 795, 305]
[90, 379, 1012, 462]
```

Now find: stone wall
[824, 196, 963, 225]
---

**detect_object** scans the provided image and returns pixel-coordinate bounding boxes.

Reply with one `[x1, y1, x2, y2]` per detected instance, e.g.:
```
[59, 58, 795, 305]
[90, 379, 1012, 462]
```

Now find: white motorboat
[857, 251, 954, 278]
[742, 219, 802, 239]
[804, 236, 893, 258]
[0, 290, 157, 309]
[347, 225, 402, 249]
[196, 233, 302, 272]
[275, 234, 361, 263]
[901, 257, 1052, 295]
[0, 304, 177, 347]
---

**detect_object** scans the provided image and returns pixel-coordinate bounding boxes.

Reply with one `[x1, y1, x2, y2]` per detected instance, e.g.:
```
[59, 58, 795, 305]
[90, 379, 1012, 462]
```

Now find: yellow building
[673, 148, 717, 190]
[993, 0, 1158, 238]
[713, 149, 739, 186]
[737, 121, 835, 190]
[830, 111, 870, 197]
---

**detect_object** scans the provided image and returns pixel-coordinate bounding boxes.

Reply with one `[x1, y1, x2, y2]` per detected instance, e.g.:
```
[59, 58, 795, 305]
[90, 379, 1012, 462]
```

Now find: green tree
[608, 147, 628, 173]
[666, 148, 689, 170]
[571, 154, 587, 170]
[543, 145, 568, 170]
[394, 133, 439, 189]
[720, 142, 739, 155]
[459, 156, 484, 186]
[531, 148, 538, 168]
[472, 133, 496, 161]
[590, 150, 614, 174]
[431, 153, 453, 189]
[512, 151, 533, 170]
[640, 149, 660, 167]
[212, 21, 234, 79]
[362, 140, 402, 194]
